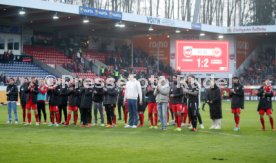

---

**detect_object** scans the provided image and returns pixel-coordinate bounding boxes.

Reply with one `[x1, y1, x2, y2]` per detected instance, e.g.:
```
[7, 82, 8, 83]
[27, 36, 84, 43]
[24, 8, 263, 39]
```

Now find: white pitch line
[199, 130, 241, 137]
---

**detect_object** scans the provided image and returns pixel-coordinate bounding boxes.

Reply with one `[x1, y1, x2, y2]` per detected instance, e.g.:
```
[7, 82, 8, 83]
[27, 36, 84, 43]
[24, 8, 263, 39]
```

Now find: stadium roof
[0, 0, 276, 39]
[0, 4, 198, 39]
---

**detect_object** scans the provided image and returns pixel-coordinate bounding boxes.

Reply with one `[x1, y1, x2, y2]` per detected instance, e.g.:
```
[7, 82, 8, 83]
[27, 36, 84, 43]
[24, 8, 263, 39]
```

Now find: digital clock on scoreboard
[176, 40, 229, 72]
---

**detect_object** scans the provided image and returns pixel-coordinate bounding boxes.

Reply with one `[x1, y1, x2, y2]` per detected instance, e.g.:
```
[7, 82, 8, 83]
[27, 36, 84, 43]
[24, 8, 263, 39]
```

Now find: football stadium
[0, 0, 276, 162]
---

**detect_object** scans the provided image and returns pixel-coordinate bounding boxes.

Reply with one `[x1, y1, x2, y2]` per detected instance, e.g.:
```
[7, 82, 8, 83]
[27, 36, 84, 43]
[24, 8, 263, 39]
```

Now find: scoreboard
[175, 40, 229, 72]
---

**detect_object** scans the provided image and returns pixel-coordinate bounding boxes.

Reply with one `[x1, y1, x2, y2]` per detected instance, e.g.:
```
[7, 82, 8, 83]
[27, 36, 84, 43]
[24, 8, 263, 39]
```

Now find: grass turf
[0, 101, 276, 163]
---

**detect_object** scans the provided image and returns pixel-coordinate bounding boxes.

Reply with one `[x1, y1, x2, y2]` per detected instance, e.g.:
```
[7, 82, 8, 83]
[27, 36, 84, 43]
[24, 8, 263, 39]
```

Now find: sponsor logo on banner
[227, 26, 267, 33]
[146, 17, 175, 26]
[191, 23, 201, 30]
[79, 6, 122, 20]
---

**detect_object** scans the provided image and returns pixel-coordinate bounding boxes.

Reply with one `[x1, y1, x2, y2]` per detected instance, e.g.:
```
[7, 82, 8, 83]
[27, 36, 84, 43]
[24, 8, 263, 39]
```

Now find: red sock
[139, 113, 144, 126]
[141, 114, 144, 126]
[56, 111, 60, 124]
[73, 112, 78, 125]
[180, 113, 183, 123]
[260, 117, 265, 129]
[66, 114, 71, 125]
[51, 112, 55, 124]
[22, 107, 26, 123]
[175, 115, 178, 126]
[139, 114, 142, 125]
[235, 116, 240, 127]
[269, 117, 274, 129]
[27, 112, 31, 123]
[174, 114, 177, 124]
[184, 113, 188, 124]
[177, 115, 182, 128]
[124, 111, 128, 123]
[113, 114, 117, 125]
[149, 113, 153, 126]
[154, 113, 158, 126]
[35, 113, 39, 123]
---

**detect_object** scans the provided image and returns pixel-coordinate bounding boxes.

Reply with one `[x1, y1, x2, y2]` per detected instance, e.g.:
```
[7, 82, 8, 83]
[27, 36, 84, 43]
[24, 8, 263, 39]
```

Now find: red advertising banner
[132, 35, 170, 65]
[176, 40, 229, 72]
[244, 88, 252, 96]
[235, 36, 256, 68]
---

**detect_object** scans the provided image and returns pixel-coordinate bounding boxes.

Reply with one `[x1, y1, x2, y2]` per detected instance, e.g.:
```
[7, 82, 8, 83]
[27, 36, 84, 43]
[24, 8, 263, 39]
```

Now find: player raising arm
[229, 76, 244, 131]
[257, 79, 274, 131]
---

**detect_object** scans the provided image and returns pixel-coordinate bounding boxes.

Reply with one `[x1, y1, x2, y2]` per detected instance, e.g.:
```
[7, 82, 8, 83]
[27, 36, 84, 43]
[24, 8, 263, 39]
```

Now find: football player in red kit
[182, 94, 189, 127]
[19, 78, 29, 124]
[47, 78, 60, 127]
[103, 77, 118, 128]
[170, 75, 184, 131]
[180, 77, 190, 127]
[257, 79, 274, 131]
[146, 77, 158, 129]
[25, 77, 39, 126]
[65, 81, 79, 126]
[229, 77, 244, 131]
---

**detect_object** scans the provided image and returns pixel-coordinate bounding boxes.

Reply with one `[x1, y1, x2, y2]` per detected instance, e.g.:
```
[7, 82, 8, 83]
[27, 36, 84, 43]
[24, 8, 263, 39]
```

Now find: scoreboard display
[176, 40, 229, 72]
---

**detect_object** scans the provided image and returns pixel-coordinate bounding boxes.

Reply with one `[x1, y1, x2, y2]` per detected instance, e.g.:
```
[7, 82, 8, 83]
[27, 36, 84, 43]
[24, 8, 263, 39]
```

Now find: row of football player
[5, 75, 274, 131]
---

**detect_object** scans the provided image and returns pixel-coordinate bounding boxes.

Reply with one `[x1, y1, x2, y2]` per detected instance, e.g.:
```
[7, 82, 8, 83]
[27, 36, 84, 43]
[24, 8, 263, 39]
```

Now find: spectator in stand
[3, 51, 8, 63]
[100, 66, 105, 76]
[240, 49, 276, 85]
[89, 59, 93, 71]
[0, 53, 3, 63]
[9, 50, 14, 64]
[76, 51, 81, 58]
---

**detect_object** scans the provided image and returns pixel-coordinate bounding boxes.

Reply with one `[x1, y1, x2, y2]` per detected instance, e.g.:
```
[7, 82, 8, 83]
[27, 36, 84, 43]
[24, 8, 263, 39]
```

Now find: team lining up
[5, 75, 274, 131]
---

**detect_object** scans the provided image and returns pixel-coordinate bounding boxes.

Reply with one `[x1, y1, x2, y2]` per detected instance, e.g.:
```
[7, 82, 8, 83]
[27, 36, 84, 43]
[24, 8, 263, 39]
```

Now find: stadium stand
[72, 72, 96, 79]
[24, 45, 95, 75]
[0, 61, 52, 78]
[83, 50, 107, 63]
[240, 48, 276, 85]
[23, 45, 72, 65]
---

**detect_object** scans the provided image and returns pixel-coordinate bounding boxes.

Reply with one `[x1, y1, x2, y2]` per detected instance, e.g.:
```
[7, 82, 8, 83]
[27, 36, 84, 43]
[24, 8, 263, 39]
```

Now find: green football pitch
[0, 101, 275, 163]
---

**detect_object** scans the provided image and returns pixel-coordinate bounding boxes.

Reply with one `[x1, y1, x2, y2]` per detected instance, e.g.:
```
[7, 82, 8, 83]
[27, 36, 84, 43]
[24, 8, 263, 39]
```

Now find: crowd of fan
[63, 49, 94, 73]
[240, 48, 276, 85]
[104, 44, 174, 78]
[0, 51, 14, 63]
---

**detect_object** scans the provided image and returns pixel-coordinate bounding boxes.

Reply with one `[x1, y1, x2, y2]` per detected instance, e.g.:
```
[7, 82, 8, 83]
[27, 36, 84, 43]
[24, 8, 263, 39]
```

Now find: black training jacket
[6, 84, 18, 101]
[229, 83, 244, 109]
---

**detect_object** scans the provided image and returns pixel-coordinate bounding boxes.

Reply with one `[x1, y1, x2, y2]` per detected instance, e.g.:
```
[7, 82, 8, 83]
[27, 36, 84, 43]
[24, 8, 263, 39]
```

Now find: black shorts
[138, 103, 147, 113]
